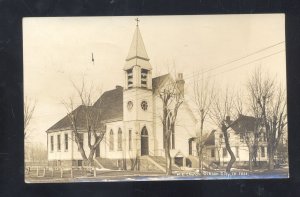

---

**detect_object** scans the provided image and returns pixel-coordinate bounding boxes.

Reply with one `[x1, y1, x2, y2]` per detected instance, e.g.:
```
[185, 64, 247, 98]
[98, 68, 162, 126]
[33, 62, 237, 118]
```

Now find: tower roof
[126, 26, 149, 61]
[124, 23, 152, 70]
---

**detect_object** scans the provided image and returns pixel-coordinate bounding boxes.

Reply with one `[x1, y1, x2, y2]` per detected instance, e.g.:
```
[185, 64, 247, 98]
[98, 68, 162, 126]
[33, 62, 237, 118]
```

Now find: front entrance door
[141, 126, 149, 156]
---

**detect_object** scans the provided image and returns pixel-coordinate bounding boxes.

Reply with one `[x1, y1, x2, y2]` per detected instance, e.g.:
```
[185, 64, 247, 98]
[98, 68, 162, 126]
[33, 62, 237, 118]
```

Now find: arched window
[141, 126, 148, 136]
[141, 126, 149, 156]
[118, 128, 122, 151]
[109, 130, 114, 151]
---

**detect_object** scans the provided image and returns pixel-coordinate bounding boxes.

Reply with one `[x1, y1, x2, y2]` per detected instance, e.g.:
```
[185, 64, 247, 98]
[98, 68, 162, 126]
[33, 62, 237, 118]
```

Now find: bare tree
[24, 97, 36, 139]
[192, 72, 215, 172]
[158, 77, 184, 175]
[241, 127, 259, 171]
[215, 132, 223, 167]
[194, 132, 210, 172]
[62, 79, 105, 166]
[235, 92, 260, 171]
[25, 143, 47, 162]
[248, 68, 287, 170]
[210, 88, 237, 172]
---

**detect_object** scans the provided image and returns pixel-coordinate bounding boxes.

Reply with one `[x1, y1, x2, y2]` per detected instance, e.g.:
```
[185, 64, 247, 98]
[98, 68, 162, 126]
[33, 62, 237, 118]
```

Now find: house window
[211, 149, 215, 157]
[50, 136, 54, 151]
[261, 146, 265, 157]
[64, 133, 68, 151]
[223, 148, 227, 157]
[118, 128, 122, 151]
[141, 69, 148, 88]
[109, 130, 114, 151]
[219, 134, 223, 142]
[127, 69, 133, 88]
[57, 134, 61, 151]
[240, 134, 244, 142]
[262, 133, 266, 142]
[236, 147, 239, 158]
[78, 133, 84, 150]
[129, 130, 132, 150]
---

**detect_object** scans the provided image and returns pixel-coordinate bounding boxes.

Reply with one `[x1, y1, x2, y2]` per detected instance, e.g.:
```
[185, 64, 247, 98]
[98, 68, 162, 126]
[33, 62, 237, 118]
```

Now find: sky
[23, 14, 286, 147]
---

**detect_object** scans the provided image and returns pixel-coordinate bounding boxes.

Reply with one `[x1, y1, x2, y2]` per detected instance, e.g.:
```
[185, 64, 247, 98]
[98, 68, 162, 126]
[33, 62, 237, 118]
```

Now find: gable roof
[47, 86, 123, 132]
[93, 86, 123, 122]
[47, 105, 89, 131]
[152, 74, 171, 93]
[47, 73, 190, 133]
[204, 130, 216, 146]
[230, 115, 259, 133]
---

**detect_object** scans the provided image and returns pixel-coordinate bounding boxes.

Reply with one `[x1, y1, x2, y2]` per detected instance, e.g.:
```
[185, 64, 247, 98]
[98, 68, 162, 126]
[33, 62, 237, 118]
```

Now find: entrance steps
[94, 157, 119, 170]
[140, 156, 181, 173]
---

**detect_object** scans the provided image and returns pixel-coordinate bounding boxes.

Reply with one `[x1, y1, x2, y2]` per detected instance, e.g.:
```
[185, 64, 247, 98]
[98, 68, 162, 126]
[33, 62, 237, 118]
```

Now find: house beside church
[203, 115, 268, 168]
[46, 22, 198, 171]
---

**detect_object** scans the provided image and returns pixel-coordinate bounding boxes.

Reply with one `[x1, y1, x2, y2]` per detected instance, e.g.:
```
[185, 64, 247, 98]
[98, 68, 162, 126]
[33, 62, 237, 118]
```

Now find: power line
[183, 41, 285, 80]
[120, 48, 285, 102]
[40, 43, 286, 124]
[46, 48, 285, 122]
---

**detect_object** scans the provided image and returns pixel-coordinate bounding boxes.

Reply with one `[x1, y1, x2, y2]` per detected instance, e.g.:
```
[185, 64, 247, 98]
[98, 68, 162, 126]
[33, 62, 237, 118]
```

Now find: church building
[46, 21, 198, 171]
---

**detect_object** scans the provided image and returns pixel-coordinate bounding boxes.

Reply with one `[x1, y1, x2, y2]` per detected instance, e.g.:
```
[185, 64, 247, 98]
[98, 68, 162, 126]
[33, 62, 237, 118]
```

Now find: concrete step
[148, 156, 181, 170]
[95, 157, 119, 170]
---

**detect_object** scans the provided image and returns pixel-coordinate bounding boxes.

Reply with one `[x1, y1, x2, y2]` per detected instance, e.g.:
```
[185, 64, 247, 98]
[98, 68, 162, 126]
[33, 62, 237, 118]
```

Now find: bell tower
[123, 18, 154, 156]
[124, 18, 152, 90]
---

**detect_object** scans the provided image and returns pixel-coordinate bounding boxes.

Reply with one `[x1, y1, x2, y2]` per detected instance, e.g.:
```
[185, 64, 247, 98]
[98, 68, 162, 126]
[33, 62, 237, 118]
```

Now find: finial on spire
[135, 18, 140, 27]
[91, 52, 94, 65]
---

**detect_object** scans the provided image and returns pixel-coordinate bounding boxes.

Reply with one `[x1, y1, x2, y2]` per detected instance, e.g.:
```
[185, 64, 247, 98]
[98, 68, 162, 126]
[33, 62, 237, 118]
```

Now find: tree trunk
[249, 150, 253, 171]
[268, 148, 275, 170]
[198, 146, 204, 173]
[88, 148, 96, 166]
[199, 118, 204, 173]
[217, 149, 221, 167]
[222, 125, 236, 173]
[165, 140, 172, 175]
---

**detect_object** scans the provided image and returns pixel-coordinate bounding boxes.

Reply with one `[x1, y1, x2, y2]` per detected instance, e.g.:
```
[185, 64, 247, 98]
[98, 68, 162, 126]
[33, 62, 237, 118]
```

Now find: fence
[25, 166, 100, 179]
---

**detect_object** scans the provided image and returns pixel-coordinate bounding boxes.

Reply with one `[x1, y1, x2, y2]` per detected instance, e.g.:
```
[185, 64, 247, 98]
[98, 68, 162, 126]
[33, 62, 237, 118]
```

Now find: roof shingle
[47, 74, 170, 132]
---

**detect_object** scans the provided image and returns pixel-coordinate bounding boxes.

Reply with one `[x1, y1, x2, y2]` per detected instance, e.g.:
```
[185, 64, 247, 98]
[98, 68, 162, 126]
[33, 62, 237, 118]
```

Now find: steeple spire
[124, 18, 151, 71]
[126, 19, 149, 61]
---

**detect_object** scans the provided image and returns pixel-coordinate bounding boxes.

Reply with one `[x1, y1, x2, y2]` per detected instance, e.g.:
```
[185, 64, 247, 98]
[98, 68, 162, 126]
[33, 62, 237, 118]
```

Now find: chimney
[226, 116, 230, 123]
[176, 73, 185, 96]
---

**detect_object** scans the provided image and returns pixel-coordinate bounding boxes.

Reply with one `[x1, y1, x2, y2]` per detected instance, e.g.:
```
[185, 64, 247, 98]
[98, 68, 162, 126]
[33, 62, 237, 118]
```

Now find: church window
[141, 101, 148, 111]
[127, 69, 133, 89]
[223, 148, 227, 157]
[129, 130, 132, 150]
[127, 101, 133, 110]
[118, 128, 122, 151]
[57, 134, 61, 151]
[141, 69, 148, 88]
[109, 130, 114, 151]
[50, 136, 54, 151]
[64, 133, 68, 151]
